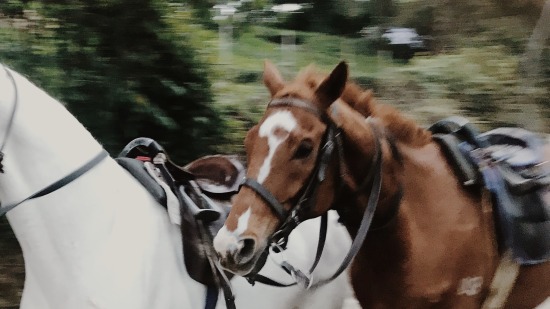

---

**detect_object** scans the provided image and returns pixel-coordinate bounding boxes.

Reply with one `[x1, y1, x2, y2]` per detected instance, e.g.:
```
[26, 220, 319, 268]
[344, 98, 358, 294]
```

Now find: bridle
[241, 98, 341, 249]
[240, 98, 340, 287]
[0, 65, 109, 217]
[240, 97, 396, 289]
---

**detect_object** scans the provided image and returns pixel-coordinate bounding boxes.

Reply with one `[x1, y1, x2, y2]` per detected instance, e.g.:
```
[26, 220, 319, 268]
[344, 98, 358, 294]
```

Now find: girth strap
[0, 149, 110, 217]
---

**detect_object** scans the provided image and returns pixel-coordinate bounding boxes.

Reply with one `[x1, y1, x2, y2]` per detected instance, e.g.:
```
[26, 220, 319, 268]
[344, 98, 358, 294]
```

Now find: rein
[0, 65, 109, 217]
[241, 97, 391, 289]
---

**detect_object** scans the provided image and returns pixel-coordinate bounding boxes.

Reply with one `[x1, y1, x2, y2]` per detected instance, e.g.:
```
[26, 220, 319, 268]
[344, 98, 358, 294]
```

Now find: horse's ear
[315, 61, 348, 108]
[263, 60, 285, 96]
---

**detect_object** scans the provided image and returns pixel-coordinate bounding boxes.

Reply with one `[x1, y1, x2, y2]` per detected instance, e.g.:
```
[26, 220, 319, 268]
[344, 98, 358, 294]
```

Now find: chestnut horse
[213, 61, 550, 308]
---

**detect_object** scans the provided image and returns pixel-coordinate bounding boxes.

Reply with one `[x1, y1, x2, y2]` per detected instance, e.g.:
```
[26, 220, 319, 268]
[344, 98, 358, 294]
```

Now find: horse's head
[214, 61, 349, 275]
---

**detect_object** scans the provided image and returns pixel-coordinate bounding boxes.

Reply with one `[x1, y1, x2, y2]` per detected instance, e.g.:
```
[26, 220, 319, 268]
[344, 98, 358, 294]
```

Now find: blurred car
[381, 27, 428, 60]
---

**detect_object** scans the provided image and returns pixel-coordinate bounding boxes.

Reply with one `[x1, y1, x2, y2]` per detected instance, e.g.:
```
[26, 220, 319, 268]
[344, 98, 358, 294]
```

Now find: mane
[295, 65, 432, 147]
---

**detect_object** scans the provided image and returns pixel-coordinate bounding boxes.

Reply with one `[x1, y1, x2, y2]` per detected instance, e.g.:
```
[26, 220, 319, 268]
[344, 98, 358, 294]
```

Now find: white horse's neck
[0, 68, 204, 308]
[0, 68, 103, 199]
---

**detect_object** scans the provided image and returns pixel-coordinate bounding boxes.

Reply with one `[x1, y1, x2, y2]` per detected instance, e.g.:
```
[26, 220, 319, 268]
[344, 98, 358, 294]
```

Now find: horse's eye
[293, 140, 313, 159]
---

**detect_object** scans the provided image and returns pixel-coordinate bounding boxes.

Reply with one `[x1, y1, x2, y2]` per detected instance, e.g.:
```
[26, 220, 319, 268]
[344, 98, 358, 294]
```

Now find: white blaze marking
[215, 111, 296, 256]
[257, 111, 297, 183]
[213, 208, 252, 257]
[235, 207, 252, 235]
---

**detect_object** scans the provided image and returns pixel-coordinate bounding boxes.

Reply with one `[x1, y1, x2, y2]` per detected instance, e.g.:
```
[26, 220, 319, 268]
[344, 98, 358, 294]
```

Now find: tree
[38, 0, 225, 163]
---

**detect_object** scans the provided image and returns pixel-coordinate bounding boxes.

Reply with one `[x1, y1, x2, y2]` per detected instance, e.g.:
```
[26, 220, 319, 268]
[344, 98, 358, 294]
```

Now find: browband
[268, 98, 324, 119]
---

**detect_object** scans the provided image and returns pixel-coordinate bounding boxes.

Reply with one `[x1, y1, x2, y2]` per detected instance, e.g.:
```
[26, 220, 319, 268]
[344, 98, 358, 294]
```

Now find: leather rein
[0, 66, 109, 217]
[241, 97, 391, 289]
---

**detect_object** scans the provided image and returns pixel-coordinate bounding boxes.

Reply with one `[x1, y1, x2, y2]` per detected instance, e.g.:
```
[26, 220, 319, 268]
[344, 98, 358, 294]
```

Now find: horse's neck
[345, 140, 496, 307]
[0, 69, 104, 200]
[0, 69, 204, 308]
[337, 138, 423, 305]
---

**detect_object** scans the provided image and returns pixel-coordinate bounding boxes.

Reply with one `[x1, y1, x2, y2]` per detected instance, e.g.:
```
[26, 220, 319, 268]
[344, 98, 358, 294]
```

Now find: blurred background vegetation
[0, 0, 549, 307]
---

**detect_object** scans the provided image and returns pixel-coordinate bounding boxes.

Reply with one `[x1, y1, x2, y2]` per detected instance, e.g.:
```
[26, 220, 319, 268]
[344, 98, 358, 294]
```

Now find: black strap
[308, 212, 328, 273]
[241, 178, 288, 220]
[246, 212, 329, 288]
[0, 150, 110, 216]
[204, 285, 219, 309]
[308, 132, 383, 290]
[204, 229, 235, 309]
[248, 273, 297, 287]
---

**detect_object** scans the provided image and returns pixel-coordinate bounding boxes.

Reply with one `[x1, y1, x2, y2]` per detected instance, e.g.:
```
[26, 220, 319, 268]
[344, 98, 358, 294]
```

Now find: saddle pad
[480, 127, 545, 167]
[430, 120, 550, 265]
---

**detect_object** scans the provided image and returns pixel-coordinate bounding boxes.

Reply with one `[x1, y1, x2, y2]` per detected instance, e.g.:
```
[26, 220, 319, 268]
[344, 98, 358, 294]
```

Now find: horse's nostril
[236, 237, 256, 264]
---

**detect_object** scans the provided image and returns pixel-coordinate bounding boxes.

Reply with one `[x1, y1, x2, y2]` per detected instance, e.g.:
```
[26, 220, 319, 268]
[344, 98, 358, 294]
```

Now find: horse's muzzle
[214, 232, 261, 275]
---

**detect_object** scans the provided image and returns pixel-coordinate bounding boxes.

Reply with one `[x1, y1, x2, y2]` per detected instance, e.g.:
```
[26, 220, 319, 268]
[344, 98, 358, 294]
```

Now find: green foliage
[368, 0, 398, 23]
[25, 0, 226, 163]
[351, 75, 380, 93]
[272, 0, 377, 35]
[185, 0, 218, 29]
[399, 46, 548, 128]
[255, 32, 306, 45]
[405, 5, 434, 36]
[0, 0, 27, 17]
[233, 71, 261, 84]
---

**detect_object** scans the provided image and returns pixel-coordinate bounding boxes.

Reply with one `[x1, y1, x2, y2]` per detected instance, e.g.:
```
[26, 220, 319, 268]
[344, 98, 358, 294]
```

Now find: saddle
[429, 117, 550, 265]
[116, 138, 243, 288]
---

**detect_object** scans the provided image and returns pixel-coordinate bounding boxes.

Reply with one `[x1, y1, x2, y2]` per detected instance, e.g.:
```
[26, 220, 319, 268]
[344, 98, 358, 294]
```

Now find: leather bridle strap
[241, 178, 288, 220]
[0, 66, 111, 216]
[269, 98, 324, 119]
[245, 210, 329, 288]
[247, 273, 296, 287]
[308, 126, 383, 289]
[308, 212, 328, 273]
[242, 98, 334, 287]
[0, 149, 110, 217]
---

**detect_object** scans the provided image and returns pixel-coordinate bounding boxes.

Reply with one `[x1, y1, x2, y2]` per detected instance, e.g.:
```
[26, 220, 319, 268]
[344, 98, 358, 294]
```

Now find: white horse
[0, 65, 355, 309]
